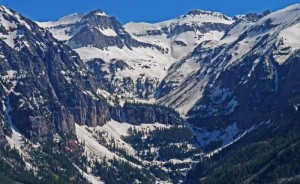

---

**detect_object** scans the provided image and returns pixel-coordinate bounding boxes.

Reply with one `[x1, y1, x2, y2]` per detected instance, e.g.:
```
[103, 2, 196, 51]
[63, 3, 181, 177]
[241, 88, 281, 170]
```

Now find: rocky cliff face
[121, 103, 182, 125]
[0, 125, 7, 146]
[0, 6, 113, 142]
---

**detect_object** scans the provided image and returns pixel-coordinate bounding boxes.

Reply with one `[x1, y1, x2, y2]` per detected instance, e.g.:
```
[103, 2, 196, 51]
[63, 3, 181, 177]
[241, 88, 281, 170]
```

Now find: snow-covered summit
[0, 4, 48, 50]
[125, 10, 233, 34]
[37, 9, 111, 41]
[85, 9, 107, 17]
[37, 13, 83, 28]
[187, 9, 232, 21]
[0, 5, 34, 31]
[124, 10, 233, 61]
[37, 9, 107, 27]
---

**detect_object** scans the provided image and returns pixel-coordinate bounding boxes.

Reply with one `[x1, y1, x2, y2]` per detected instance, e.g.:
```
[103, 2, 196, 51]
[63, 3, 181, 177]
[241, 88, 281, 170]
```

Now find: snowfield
[38, 9, 233, 101]
[76, 120, 170, 161]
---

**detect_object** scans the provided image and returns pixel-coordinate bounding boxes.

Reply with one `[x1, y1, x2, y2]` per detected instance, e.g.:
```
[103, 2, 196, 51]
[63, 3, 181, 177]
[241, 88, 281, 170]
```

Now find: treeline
[123, 101, 181, 118]
[0, 139, 88, 184]
[124, 126, 200, 161]
[93, 158, 155, 184]
[0, 147, 35, 184]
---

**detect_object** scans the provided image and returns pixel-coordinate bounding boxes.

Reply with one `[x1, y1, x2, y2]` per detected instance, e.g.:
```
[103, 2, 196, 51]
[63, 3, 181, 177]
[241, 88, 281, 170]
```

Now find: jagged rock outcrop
[0, 127, 7, 146]
[233, 10, 271, 22]
[121, 103, 182, 125]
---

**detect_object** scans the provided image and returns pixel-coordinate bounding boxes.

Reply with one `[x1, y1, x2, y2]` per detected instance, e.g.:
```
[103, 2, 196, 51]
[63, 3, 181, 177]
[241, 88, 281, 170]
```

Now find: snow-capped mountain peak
[37, 9, 111, 41]
[84, 9, 108, 17]
[0, 5, 34, 31]
[0, 5, 48, 50]
[124, 10, 234, 59]
[125, 10, 234, 34]
[0, 4, 15, 15]
[187, 9, 232, 21]
[255, 4, 300, 27]
[37, 13, 83, 28]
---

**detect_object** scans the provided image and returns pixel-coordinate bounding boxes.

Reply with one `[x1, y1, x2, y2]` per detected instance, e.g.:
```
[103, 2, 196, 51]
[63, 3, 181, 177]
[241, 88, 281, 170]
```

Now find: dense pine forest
[186, 124, 300, 184]
[0, 143, 88, 184]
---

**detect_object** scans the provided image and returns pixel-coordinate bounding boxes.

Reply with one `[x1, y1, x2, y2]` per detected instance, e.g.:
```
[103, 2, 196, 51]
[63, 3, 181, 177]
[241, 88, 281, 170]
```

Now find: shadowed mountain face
[0, 6, 114, 142]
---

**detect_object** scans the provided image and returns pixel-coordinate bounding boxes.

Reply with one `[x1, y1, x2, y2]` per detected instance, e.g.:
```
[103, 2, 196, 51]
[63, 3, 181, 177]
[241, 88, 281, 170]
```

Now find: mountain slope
[187, 122, 300, 184]
[156, 4, 300, 147]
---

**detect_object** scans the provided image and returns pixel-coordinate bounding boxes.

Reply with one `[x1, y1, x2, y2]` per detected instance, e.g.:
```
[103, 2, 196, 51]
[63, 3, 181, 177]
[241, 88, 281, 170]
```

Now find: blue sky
[0, 0, 299, 24]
